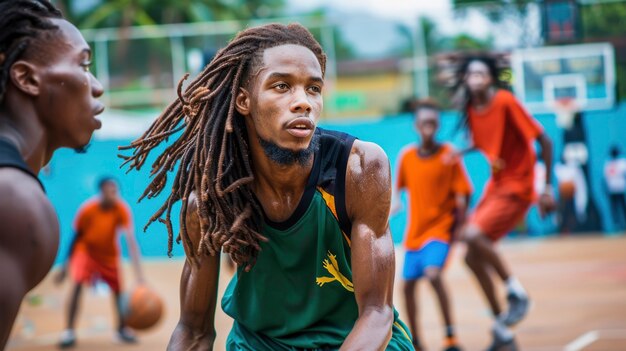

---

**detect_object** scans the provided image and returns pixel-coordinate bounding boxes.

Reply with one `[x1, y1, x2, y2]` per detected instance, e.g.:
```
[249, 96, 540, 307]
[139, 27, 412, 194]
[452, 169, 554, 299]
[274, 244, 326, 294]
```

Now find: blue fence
[42, 105, 626, 262]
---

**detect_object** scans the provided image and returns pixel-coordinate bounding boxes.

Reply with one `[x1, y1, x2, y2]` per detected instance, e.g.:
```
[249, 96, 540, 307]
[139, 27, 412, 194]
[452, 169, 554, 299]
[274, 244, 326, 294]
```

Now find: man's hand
[538, 189, 556, 218]
[442, 148, 461, 165]
[54, 266, 67, 286]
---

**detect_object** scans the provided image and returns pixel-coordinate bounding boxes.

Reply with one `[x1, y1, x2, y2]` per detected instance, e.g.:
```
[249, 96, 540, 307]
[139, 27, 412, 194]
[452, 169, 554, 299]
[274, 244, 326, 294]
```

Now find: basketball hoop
[551, 98, 580, 130]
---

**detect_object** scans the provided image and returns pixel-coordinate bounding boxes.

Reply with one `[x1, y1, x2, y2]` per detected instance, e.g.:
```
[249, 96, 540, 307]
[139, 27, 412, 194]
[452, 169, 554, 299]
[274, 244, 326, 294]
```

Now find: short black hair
[610, 144, 621, 158]
[414, 98, 441, 115]
[97, 176, 117, 191]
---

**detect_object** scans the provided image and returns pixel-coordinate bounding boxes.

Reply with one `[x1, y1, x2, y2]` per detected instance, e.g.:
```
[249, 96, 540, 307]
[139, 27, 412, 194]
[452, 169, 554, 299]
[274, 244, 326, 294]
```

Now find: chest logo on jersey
[316, 251, 354, 292]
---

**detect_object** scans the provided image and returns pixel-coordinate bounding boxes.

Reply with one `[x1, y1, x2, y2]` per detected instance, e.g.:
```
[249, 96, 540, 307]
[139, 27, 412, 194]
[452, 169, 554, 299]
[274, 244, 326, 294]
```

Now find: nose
[290, 87, 312, 114]
[91, 73, 104, 98]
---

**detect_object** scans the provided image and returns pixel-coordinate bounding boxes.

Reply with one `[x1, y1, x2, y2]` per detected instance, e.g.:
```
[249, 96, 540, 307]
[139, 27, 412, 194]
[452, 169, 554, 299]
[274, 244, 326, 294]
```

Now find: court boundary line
[564, 329, 626, 351]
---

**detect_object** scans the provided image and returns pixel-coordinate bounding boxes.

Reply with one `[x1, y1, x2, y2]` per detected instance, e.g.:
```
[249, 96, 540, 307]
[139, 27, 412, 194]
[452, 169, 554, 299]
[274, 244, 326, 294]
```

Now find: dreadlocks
[120, 23, 327, 269]
[454, 54, 509, 131]
[0, 0, 63, 105]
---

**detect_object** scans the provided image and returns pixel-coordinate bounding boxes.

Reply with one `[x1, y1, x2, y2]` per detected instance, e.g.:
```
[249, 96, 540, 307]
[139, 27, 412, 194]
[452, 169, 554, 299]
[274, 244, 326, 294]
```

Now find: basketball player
[55, 177, 144, 347]
[391, 100, 471, 351]
[121, 23, 414, 350]
[0, 1, 104, 348]
[453, 56, 555, 350]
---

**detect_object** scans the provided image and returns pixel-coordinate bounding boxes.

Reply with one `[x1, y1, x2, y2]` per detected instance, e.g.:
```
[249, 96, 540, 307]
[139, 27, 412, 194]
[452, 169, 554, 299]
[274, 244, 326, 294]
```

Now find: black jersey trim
[262, 138, 322, 231]
[335, 134, 356, 238]
[0, 137, 45, 191]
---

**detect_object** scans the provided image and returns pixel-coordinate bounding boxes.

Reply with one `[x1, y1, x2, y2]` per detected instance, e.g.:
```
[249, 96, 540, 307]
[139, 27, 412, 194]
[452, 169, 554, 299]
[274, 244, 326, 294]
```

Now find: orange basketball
[124, 285, 164, 330]
[559, 181, 576, 200]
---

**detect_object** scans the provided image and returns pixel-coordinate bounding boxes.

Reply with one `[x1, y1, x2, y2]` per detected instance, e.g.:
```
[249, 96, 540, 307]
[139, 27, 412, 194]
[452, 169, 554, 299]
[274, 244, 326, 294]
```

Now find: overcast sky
[287, 0, 529, 57]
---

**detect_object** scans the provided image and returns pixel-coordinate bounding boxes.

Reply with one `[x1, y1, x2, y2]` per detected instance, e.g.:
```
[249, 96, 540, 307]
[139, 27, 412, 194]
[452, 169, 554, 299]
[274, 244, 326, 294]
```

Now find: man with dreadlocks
[451, 56, 555, 350]
[121, 23, 413, 350]
[0, 0, 104, 348]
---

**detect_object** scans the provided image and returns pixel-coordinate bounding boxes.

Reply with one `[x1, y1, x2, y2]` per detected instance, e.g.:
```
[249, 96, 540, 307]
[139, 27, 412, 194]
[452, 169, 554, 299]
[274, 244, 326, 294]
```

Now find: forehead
[102, 181, 118, 189]
[467, 60, 489, 73]
[259, 44, 322, 79]
[416, 108, 439, 122]
[45, 18, 89, 58]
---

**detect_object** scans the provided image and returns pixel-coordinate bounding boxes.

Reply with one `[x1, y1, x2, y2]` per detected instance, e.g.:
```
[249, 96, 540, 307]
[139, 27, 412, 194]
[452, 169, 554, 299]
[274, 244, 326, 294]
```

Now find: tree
[580, 1, 626, 38]
[53, 0, 286, 29]
[452, 0, 541, 47]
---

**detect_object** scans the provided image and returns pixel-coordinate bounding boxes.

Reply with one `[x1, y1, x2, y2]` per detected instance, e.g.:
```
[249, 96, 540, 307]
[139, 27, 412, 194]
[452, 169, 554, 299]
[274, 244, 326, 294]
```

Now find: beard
[74, 142, 91, 154]
[258, 131, 320, 166]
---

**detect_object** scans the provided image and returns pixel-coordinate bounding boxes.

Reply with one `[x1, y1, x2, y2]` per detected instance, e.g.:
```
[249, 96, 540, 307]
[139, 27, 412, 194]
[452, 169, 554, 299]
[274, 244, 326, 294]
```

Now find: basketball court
[7, 234, 626, 351]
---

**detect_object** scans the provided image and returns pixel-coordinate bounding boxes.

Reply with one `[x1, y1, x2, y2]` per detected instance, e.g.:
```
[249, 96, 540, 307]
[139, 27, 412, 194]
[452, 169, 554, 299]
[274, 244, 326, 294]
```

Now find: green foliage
[53, 0, 286, 29]
[452, 0, 535, 21]
[581, 2, 626, 38]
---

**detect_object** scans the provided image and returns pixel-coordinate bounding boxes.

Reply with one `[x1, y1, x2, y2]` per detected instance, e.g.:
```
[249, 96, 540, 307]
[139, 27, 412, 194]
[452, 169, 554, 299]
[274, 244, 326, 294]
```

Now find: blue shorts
[402, 240, 450, 280]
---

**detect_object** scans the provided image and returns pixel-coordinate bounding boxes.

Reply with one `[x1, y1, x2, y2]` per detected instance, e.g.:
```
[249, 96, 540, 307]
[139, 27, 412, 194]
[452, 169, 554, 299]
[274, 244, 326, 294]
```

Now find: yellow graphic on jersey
[316, 251, 354, 292]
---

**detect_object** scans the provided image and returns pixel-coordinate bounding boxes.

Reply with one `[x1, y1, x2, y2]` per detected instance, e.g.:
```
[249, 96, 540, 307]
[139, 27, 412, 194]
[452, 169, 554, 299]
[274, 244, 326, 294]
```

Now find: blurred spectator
[555, 154, 587, 234]
[603, 145, 626, 230]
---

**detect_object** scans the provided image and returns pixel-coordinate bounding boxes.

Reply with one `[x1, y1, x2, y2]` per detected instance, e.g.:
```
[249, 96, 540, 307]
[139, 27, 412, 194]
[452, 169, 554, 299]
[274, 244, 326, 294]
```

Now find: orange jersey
[397, 144, 473, 250]
[469, 89, 543, 200]
[73, 198, 132, 265]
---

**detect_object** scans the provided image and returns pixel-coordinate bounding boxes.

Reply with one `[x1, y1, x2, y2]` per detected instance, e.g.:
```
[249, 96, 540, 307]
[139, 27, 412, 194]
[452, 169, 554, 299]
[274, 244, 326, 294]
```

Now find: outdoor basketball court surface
[7, 234, 626, 351]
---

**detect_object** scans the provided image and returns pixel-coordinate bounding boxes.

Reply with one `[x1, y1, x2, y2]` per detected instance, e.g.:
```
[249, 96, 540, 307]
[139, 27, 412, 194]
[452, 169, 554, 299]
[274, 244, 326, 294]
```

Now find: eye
[308, 85, 322, 94]
[275, 83, 289, 91]
[81, 61, 92, 72]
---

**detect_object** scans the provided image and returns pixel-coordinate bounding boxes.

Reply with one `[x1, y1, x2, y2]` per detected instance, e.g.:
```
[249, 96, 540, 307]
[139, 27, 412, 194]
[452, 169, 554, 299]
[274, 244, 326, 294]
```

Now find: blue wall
[42, 105, 626, 262]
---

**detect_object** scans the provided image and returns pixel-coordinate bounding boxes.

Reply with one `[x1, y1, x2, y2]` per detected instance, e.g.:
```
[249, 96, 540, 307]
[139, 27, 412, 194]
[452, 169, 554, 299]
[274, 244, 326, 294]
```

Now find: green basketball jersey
[222, 128, 413, 350]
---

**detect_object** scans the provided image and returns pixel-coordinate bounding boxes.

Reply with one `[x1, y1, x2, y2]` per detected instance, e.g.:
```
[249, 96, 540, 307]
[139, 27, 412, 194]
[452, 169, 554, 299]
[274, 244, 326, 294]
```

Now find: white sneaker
[58, 329, 76, 349]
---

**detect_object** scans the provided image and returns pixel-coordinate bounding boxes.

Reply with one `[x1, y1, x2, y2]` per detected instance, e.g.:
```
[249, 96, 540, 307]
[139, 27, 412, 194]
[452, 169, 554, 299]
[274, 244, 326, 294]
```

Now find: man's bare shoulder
[345, 140, 391, 224]
[0, 168, 58, 284]
[184, 192, 202, 245]
[0, 168, 50, 213]
[347, 140, 390, 181]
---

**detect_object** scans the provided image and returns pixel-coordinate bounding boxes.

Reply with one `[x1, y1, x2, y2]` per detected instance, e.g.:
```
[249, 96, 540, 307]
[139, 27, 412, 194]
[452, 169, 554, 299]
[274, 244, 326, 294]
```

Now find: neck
[0, 98, 51, 174]
[248, 136, 313, 197]
[419, 139, 439, 156]
[470, 87, 495, 108]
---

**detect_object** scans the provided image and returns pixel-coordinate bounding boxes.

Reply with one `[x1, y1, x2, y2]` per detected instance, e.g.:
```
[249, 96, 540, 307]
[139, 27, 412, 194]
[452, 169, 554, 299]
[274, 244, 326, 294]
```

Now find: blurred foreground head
[0, 0, 104, 153]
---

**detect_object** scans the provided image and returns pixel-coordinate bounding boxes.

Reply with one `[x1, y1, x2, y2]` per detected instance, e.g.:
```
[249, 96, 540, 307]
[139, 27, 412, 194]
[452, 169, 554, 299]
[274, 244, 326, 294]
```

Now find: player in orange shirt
[391, 100, 472, 351]
[453, 56, 555, 350]
[55, 177, 145, 348]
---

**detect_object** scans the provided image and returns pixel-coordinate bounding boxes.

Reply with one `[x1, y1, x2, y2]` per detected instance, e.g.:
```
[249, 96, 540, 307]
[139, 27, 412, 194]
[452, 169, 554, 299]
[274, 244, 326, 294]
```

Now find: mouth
[93, 105, 105, 130]
[285, 117, 315, 138]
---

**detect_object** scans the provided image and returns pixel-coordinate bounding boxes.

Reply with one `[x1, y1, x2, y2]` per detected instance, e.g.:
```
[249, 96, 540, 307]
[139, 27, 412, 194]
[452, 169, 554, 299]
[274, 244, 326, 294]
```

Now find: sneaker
[58, 329, 76, 349]
[485, 330, 518, 351]
[115, 327, 138, 344]
[501, 292, 529, 326]
[443, 336, 462, 351]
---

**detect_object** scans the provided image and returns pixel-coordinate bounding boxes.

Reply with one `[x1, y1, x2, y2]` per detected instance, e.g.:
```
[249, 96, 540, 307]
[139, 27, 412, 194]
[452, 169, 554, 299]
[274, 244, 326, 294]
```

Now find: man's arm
[54, 231, 80, 285]
[452, 194, 470, 242]
[0, 172, 59, 349]
[167, 193, 220, 351]
[341, 141, 395, 350]
[121, 224, 145, 284]
[537, 133, 556, 217]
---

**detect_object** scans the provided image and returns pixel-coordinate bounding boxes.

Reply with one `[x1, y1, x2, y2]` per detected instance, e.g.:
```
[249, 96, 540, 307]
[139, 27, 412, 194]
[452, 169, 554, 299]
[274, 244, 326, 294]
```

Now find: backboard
[511, 43, 615, 114]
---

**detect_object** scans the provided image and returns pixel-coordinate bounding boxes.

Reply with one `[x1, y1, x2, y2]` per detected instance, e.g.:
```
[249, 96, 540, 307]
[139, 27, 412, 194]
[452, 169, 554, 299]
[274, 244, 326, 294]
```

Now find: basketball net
[552, 98, 579, 130]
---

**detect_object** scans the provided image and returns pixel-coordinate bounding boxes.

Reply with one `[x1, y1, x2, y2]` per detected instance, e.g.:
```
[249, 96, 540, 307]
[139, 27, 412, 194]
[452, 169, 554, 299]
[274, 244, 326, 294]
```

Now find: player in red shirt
[453, 56, 555, 350]
[392, 100, 472, 351]
[55, 177, 145, 348]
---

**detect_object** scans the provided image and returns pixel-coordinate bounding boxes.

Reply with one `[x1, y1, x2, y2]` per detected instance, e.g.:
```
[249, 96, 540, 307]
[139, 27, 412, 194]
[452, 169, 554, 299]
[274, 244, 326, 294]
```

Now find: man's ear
[235, 87, 251, 117]
[9, 61, 41, 97]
